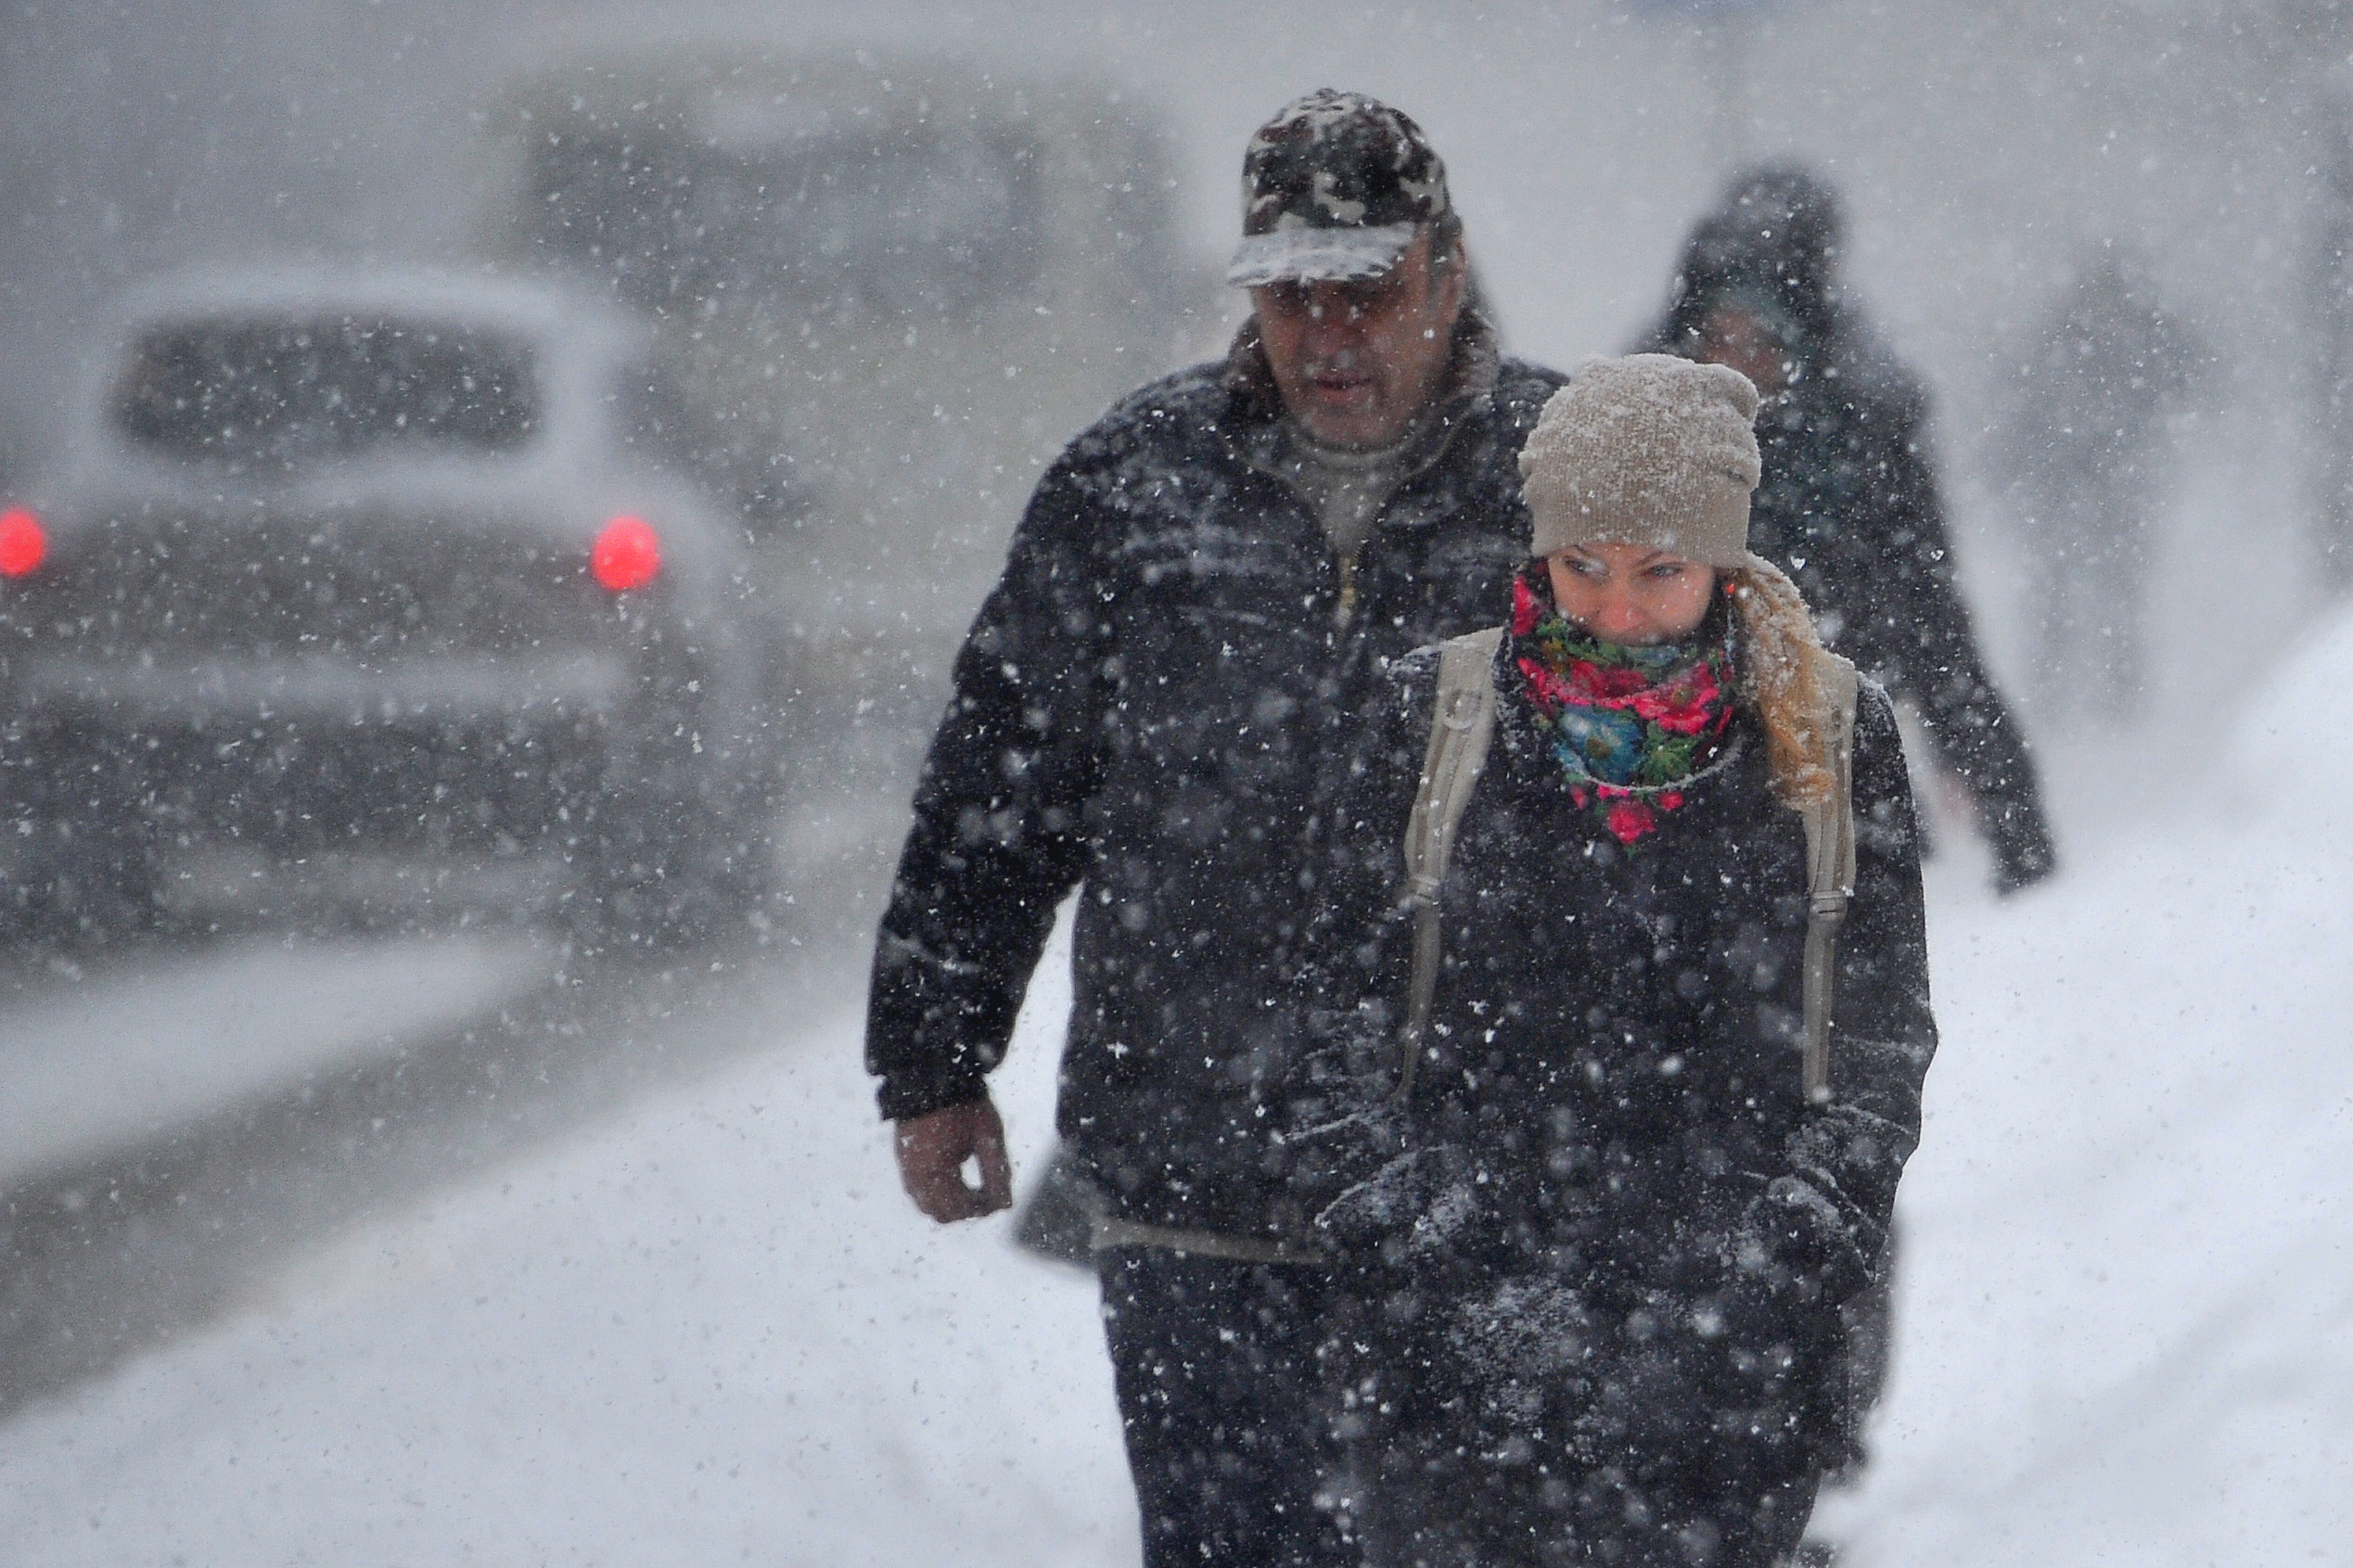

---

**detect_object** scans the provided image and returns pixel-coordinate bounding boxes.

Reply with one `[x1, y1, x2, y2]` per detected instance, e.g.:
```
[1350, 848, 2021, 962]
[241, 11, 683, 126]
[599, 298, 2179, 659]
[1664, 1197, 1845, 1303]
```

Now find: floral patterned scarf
[1509, 567, 1739, 846]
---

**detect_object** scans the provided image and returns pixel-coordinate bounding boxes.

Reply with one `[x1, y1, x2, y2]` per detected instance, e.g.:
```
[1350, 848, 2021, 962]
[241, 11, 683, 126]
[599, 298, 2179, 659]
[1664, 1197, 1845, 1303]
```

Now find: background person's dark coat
[865, 306, 1565, 1238]
[1643, 163, 2057, 891]
[1287, 629, 1937, 1562]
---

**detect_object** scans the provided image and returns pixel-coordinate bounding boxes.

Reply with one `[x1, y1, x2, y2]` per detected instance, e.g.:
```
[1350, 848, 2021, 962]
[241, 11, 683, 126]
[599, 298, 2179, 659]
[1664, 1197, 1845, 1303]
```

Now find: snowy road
[0, 692, 930, 1422]
[0, 911, 1134, 1565]
[0, 924, 837, 1419]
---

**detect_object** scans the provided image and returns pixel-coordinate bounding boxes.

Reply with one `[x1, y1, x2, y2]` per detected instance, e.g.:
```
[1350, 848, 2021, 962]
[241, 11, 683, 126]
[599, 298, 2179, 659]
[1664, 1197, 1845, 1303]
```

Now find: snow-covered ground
[1818, 603, 2353, 1564]
[0, 924, 1134, 1564]
[2, 607, 2349, 1565]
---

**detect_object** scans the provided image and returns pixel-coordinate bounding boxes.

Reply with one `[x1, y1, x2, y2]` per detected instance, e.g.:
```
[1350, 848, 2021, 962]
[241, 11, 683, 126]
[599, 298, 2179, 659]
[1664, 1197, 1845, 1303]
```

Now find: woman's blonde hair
[1724, 555, 1840, 809]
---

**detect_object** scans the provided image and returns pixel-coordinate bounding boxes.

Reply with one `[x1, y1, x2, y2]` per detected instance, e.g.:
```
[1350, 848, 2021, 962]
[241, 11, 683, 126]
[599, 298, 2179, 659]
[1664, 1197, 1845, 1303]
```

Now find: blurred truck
[481, 48, 1211, 699]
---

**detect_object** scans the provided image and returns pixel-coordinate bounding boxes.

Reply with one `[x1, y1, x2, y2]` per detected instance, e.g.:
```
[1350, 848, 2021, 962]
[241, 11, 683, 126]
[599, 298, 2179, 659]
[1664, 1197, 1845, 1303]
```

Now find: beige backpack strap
[1798, 650, 1861, 1104]
[1393, 627, 1503, 1105]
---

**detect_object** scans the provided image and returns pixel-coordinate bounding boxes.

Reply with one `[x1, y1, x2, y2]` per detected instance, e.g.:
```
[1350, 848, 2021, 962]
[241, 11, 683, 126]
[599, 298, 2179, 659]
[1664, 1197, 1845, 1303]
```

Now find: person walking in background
[1287, 356, 1938, 1565]
[1996, 248, 2206, 718]
[865, 90, 1566, 1567]
[1645, 162, 2058, 894]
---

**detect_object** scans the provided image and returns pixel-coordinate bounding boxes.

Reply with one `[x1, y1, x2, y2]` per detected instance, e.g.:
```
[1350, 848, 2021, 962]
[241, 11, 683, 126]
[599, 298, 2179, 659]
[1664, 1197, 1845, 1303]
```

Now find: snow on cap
[1225, 89, 1451, 287]
[1520, 354, 1763, 568]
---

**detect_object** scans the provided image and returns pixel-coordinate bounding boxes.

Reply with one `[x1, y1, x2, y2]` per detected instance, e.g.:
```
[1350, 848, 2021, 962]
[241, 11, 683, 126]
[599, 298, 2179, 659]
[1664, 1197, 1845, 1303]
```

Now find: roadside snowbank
[1822, 601, 2353, 1564]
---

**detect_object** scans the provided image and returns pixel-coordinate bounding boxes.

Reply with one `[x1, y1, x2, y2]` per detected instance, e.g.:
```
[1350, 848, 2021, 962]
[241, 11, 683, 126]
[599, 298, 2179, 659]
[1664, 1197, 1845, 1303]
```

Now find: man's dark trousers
[1098, 1248, 1351, 1568]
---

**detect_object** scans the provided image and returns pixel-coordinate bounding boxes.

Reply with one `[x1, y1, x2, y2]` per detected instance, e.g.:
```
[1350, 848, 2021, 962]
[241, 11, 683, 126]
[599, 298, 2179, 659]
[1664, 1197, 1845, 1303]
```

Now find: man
[1646, 161, 2059, 893]
[1997, 249, 2205, 717]
[865, 90, 1564, 1566]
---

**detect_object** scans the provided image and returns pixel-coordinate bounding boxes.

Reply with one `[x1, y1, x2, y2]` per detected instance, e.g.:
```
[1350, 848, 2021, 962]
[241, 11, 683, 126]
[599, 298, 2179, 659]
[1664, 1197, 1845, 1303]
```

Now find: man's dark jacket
[866, 306, 1566, 1237]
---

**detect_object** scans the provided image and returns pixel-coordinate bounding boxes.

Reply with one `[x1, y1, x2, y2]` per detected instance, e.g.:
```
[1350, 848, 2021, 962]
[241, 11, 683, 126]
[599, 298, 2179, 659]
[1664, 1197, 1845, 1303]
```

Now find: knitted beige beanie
[1520, 353, 1762, 566]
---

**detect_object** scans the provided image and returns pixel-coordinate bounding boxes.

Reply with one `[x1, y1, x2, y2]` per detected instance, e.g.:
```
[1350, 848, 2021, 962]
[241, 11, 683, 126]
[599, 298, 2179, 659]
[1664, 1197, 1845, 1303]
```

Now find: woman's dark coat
[1286, 625, 1937, 1561]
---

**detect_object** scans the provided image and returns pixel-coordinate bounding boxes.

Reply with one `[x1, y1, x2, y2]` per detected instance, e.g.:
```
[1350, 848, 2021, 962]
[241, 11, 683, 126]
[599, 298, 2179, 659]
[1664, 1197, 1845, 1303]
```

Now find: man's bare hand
[894, 1096, 1015, 1223]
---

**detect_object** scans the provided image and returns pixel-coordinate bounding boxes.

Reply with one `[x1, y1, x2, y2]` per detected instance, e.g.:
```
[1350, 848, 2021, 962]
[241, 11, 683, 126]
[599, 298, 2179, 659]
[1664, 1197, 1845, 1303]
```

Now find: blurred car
[0, 268, 786, 943]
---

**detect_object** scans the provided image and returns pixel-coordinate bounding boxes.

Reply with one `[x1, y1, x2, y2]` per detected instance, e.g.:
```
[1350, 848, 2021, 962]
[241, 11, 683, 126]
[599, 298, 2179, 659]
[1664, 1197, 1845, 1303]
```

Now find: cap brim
[1224, 222, 1418, 287]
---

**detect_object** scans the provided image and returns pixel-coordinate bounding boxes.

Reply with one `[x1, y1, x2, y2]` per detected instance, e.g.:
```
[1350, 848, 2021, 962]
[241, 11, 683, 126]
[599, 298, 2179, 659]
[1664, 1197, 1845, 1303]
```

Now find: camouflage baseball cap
[1225, 89, 1452, 288]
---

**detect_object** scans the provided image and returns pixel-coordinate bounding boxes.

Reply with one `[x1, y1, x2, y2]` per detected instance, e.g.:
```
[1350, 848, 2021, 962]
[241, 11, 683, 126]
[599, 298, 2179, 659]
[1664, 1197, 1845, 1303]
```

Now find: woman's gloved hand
[1444, 1273, 1598, 1435]
[1314, 1141, 1479, 1262]
[1720, 1174, 1872, 1327]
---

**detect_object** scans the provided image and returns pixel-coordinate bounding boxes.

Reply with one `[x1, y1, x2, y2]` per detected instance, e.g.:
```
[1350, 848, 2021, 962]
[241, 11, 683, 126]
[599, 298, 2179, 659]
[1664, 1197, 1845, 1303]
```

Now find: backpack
[1393, 627, 1859, 1107]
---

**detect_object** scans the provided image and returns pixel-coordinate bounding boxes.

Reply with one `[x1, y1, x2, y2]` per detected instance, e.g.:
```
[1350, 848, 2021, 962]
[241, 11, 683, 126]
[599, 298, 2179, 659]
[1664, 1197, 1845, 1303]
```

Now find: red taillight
[591, 514, 660, 592]
[0, 506, 45, 578]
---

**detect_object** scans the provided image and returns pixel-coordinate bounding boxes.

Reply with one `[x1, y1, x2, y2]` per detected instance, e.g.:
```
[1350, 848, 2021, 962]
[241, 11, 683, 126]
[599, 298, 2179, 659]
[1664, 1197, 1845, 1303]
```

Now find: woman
[1287, 354, 1937, 1567]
